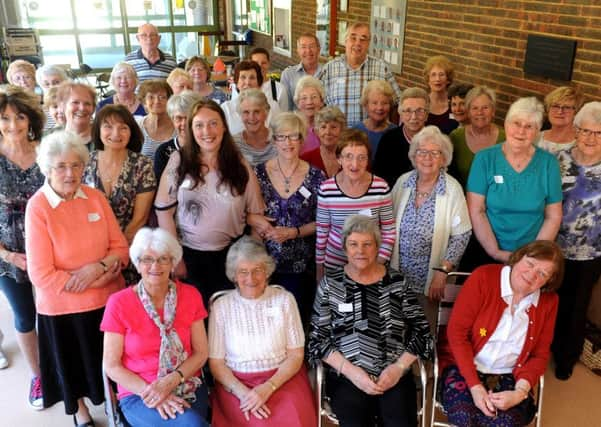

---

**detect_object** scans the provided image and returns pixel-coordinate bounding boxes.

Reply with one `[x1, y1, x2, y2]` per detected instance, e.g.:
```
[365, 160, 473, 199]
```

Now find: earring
[28, 127, 35, 141]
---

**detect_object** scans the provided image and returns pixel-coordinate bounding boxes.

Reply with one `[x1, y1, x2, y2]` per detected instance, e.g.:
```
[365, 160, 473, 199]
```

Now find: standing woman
[301, 106, 345, 178]
[537, 86, 583, 155]
[185, 56, 228, 105]
[293, 76, 325, 154]
[6, 60, 37, 95]
[56, 81, 96, 150]
[154, 99, 265, 305]
[97, 62, 146, 117]
[167, 68, 193, 95]
[255, 112, 325, 320]
[0, 86, 46, 408]
[36, 65, 69, 132]
[25, 131, 129, 426]
[136, 79, 176, 159]
[552, 101, 601, 380]
[424, 55, 458, 135]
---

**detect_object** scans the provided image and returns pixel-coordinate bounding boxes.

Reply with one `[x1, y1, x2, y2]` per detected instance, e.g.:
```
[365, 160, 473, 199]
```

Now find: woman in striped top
[315, 129, 395, 280]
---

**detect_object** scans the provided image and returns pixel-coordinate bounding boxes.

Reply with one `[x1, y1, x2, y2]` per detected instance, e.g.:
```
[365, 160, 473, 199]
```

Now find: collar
[136, 48, 165, 62]
[342, 54, 369, 70]
[41, 180, 88, 209]
[296, 62, 322, 74]
[501, 265, 540, 307]
[402, 169, 447, 196]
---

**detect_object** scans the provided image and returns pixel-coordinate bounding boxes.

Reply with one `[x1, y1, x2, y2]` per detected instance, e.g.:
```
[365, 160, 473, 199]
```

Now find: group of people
[0, 17, 599, 427]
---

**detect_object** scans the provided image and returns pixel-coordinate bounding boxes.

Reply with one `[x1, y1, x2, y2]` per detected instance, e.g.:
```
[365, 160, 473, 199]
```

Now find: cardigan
[447, 264, 558, 389]
[390, 171, 472, 295]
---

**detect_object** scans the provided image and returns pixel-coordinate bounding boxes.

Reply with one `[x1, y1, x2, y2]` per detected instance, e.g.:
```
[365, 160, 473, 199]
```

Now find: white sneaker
[0, 346, 8, 369]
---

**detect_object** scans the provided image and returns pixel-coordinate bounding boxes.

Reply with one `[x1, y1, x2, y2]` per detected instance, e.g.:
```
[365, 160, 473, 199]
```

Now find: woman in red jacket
[443, 240, 564, 426]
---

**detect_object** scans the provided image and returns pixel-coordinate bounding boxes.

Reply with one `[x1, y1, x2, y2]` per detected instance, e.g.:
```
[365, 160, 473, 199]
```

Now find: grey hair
[35, 65, 68, 86]
[237, 88, 270, 114]
[110, 62, 139, 88]
[360, 79, 394, 107]
[225, 236, 276, 283]
[271, 112, 307, 141]
[314, 106, 347, 130]
[129, 227, 183, 270]
[37, 130, 90, 176]
[293, 76, 325, 107]
[399, 87, 430, 111]
[167, 90, 204, 119]
[344, 22, 370, 41]
[408, 125, 453, 169]
[574, 101, 601, 128]
[342, 215, 382, 250]
[465, 85, 496, 111]
[505, 97, 544, 131]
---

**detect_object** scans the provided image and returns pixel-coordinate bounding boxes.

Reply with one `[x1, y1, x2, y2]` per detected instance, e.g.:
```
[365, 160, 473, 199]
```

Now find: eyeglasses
[577, 126, 601, 140]
[237, 267, 266, 278]
[415, 149, 443, 159]
[298, 94, 321, 103]
[51, 162, 84, 174]
[146, 94, 168, 102]
[274, 133, 302, 142]
[549, 104, 576, 113]
[401, 108, 428, 117]
[138, 33, 159, 39]
[139, 255, 172, 266]
[348, 34, 370, 43]
[340, 153, 369, 163]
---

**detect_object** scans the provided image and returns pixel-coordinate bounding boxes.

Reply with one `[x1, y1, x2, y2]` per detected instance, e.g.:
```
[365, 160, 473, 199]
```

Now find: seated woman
[102, 228, 209, 427]
[208, 237, 316, 427]
[301, 106, 345, 178]
[443, 240, 564, 426]
[536, 86, 583, 155]
[309, 215, 433, 427]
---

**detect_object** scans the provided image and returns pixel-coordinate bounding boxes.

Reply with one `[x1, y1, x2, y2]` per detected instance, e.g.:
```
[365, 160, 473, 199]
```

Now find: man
[124, 23, 177, 83]
[249, 47, 290, 112]
[280, 33, 323, 109]
[318, 22, 402, 126]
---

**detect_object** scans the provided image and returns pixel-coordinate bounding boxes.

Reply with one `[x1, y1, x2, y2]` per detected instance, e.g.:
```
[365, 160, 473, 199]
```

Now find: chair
[430, 272, 545, 427]
[102, 366, 131, 427]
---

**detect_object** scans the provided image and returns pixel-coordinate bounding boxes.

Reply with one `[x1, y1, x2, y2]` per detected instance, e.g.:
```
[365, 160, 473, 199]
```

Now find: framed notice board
[370, 0, 407, 72]
[248, 0, 271, 34]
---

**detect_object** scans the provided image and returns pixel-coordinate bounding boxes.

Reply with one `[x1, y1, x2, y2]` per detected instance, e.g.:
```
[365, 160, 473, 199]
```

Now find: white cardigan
[390, 171, 472, 295]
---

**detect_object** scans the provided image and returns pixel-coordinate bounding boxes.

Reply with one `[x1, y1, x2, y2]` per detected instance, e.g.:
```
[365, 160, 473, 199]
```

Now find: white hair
[129, 227, 183, 269]
[505, 97, 545, 131]
[225, 236, 276, 283]
[408, 125, 453, 169]
[37, 130, 89, 176]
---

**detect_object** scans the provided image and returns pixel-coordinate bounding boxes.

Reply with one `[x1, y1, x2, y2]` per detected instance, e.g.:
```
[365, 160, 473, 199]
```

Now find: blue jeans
[120, 383, 209, 427]
[0, 275, 36, 332]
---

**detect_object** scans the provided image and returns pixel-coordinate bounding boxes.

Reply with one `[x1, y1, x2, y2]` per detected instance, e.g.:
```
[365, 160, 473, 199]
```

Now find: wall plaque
[523, 34, 577, 81]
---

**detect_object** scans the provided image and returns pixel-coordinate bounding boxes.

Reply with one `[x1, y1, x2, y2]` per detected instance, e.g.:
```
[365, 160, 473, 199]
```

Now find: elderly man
[124, 23, 177, 82]
[318, 22, 402, 126]
[280, 33, 323, 110]
[249, 47, 290, 111]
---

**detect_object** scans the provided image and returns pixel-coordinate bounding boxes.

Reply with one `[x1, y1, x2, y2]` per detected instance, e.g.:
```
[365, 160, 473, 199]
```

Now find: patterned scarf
[135, 280, 201, 401]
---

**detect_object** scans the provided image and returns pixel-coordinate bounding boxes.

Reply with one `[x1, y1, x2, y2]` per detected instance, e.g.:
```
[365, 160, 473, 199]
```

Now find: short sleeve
[283, 291, 305, 349]
[466, 150, 489, 196]
[244, 164, 266, 214]
[100, 292, 126, 335]
[207, 298, 226, 359]
[545, 154, 563, 204]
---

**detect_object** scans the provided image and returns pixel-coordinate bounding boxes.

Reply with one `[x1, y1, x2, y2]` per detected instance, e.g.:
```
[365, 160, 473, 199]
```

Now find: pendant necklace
[277, 157, 300, 193]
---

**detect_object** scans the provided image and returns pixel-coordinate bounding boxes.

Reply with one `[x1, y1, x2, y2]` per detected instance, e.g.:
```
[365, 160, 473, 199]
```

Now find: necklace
[276, 157, 300, 193]
[114, 93, 137, 110]
[416, 190, 430, 199]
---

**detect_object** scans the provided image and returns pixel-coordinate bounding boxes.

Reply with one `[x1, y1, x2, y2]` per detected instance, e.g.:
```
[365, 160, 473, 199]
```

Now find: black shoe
[73, 414, 95, 427]
[555, 366, 573, 381]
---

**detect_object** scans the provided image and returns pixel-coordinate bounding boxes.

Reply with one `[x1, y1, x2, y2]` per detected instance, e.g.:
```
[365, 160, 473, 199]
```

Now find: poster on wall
[248, 0, 271, 35]
[370, 0, 407, 72]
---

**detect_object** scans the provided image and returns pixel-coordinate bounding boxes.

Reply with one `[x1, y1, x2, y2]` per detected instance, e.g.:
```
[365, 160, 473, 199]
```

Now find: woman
[136, 79, 176, 158]
[537, 86, 583, 155]
[301, 106, 345, 178]
[390, 126, 472, 328]
[254, 112, 325, 320]
[0, 86, 46, 409]
[449, 86, 505, 187]
[25, 130, 129, 426]
[234, 88, 276, 167]
[552, 101, 601, 380]
[208, 237, 316, 427]
[221, 60, 281, 135]
[309, 215, 433, 427]
[6, 60, 37, 94]
[154, 90, 203, 181]
[185, 56, 228, 104]
[466, 97, 563, 264]
[36, 64, 69, 94]
[84, 105, 157, 283]
[352, 80, 397, 159]
[316, 129, 395, 280]
[443, 240, 564, 426]
[102, 228, 209, 426]
[167, 68, 193, 95]
[448, 83, 473, 126]
[293, 76, 325, 154]
[56, 81, 96, 150]
[424, 55, 458, 135]
[42, 86, 66, 134]
[154, 99, 264, 305]
[96, 62, 146, 117]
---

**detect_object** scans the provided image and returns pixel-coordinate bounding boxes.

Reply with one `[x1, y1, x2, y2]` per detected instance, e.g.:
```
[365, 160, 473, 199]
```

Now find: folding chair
[102, 366, 131, 427]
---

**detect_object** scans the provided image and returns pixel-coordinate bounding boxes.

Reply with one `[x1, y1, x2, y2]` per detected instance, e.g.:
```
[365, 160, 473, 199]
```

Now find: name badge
[338, 303, 353, 313]
[452, 215, 461, 228]
[358, 208, 372, 217]
[266, 307, 280, 317]
[494, 175, 504, 184]
[88, 212, 101, 222]
[298, 185, 312, 199]
[562, 176, 576, 184]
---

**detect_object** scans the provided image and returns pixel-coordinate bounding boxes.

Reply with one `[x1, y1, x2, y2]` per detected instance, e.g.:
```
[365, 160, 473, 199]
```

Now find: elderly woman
[443, 240, 564, 426]
[390, 126, 471, 328]
[97, 62, 146, 117]
[154, 90, 203, 180]
[424, 55, 458, 135]
[254, 112, 325, 320]
[233, 88, 276, 167]
[449, 86, 505, 187]
[467, 97, 563, 265]
[25, 130, 129, 426]
[447, 83, 474, 126]
[374, 87, 430, 187]
[56, 81, 96, 150]
[101, 228, 209, 426]
[537, 86, 583, 155]
[208, 237, 316, 426]
[155, 99, 264, 305]
[221, 60, 281, 135]
[36, 64, 68, 94]
[7, 60, 37, 94]
[136, 79, 176, 158]
[309, 215, 433, 427]
[293, 76, 325, 154]
[0, 86, 46, 408]
[185, 56, 228, 104]
[316, 129, 395, 280]
[167, 68, 193, 95]
[301, 106, 345, 178]
[552, 101, 601, 380]
[352, 80, 397, 159]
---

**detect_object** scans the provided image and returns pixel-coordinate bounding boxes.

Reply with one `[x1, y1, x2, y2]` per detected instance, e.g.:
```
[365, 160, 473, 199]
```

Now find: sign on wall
[370, 0, 407, 72]
[248, 0, 271, 34]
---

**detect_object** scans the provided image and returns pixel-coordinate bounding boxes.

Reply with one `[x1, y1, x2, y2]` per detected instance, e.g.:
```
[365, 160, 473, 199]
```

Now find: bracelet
[175, 369, 185, 384]
[296, 226, 301, 237]
[266, 379, 277, 392]
[338, 359, 346, 376]
[515, 386, 529, 400]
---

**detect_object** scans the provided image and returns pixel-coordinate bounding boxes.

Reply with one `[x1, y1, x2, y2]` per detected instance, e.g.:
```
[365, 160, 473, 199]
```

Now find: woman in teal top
[466, 97, 563, 264]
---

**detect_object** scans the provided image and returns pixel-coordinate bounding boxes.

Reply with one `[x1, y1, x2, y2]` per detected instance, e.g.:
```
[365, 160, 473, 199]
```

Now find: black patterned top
[308, 267, 433, 376]
[0, 155, 45, 283]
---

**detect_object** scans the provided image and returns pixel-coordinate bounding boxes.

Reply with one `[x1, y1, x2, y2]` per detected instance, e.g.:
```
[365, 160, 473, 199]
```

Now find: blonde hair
[544, 86, 584, 112]
[423, 55, 454, 87]
[360, 80, 394, 108]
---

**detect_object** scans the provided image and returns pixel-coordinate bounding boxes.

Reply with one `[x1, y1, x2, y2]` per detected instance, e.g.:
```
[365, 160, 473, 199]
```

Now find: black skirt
[38, 307, 105, 414]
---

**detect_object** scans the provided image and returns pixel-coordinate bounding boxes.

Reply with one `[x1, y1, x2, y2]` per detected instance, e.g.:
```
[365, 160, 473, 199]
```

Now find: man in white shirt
[249, 47, 290, 112]
[280, 33, 323, 110]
